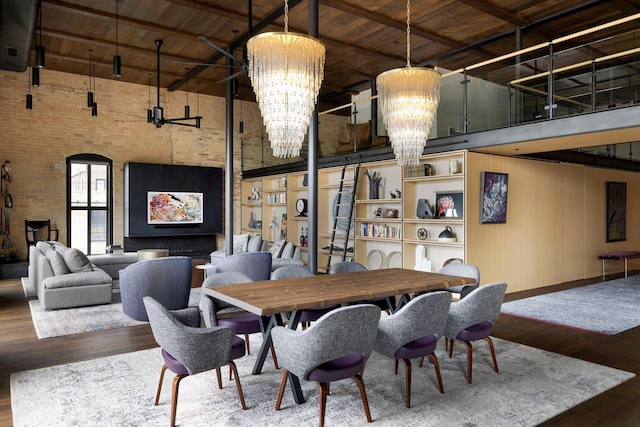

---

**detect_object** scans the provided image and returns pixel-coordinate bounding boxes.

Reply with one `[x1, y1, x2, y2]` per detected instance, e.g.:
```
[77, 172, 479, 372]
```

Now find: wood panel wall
[466, 152, 640, 293]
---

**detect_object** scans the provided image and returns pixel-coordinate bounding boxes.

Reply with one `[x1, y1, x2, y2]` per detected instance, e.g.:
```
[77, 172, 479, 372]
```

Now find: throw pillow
[233, 233, 250, 253]
[61, 247, 94, 273]
[43, 246, 70, 276]
[246, 235, 263, 252]
[280, 241, 296, 259]
[270, 239, 286, 258]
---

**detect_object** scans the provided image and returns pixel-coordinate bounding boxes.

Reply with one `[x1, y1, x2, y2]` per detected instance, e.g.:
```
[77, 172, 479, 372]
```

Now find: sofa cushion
[233, 233, 250, 253]
[62, 248, 94, 273]
[247, 235, 263, 252]
[43, 245, 70, 276]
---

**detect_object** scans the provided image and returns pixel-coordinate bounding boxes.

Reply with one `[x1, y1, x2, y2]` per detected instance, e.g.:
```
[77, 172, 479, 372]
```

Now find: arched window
[66, 154, 113, 254]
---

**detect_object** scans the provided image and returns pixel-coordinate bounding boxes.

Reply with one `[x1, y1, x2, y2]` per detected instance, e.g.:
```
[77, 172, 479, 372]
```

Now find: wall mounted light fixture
[87, 49, 94, 107]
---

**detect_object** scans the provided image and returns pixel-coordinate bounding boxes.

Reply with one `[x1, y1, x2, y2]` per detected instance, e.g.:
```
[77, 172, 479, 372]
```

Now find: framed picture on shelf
[435, 192, 463, 218]
[606, 181, 626, 242]
[480, 172, 509, 224]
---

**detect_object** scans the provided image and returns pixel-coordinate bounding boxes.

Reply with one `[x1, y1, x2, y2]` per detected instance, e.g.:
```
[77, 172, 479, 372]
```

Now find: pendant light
[112, 0, 122, 77]
[35, 4, 45, 68]
[147, 73, 153, 123]
[184, 68, 190, 118]
[87, 49, 94, 107]
[91, 63, 98, 117]
[26, 67, 33, 110]
[376, 0, 441, 166]
[246, 0, 326, 158]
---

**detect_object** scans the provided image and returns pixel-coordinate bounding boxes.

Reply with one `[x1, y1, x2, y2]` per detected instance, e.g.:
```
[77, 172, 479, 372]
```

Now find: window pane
[90, 210, 107, 254]
[91, 164, 108, 207]
[71, 164, 89, 207]
[71, 210, 88, 253]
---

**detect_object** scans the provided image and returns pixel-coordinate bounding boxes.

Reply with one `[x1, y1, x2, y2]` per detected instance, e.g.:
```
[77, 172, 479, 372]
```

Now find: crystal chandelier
[377, 0, 441, 166]
[247, 0, 325, 158]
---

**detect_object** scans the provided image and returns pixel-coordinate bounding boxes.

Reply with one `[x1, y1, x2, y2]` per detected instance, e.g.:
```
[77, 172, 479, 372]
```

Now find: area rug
[28, 288, 202, 339]
[11, 336, 634, 427]
[500, 275, 640, 335]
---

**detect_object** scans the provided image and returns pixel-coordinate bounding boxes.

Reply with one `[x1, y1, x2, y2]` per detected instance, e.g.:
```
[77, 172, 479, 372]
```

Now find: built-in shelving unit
[241, 150, 467, 273]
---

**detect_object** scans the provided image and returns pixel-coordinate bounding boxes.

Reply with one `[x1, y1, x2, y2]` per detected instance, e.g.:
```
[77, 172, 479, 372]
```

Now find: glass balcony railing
[242, 17, 640, 172]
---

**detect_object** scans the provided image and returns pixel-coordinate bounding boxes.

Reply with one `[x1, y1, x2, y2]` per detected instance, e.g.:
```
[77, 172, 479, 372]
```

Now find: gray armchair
[374, 291, 451, 408]
[443, 282, 508, 383]
[120, 256, 193, 321]
[206, 251, 272, 282]
[200, 271, 279, 368]
[143, 296, 247, 427]
[271, 304, 381, 427]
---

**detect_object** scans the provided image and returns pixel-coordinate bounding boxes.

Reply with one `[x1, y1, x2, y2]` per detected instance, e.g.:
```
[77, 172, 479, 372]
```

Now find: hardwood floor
[1, 275, 638, 426]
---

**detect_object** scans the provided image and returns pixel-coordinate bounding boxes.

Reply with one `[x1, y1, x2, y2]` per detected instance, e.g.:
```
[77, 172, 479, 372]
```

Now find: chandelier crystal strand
[376, 0, 441, 166]
[247, 1, 325, 158]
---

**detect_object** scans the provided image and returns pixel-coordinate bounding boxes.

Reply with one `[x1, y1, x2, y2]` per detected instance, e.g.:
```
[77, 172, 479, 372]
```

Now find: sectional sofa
[28, 241, 137, 310]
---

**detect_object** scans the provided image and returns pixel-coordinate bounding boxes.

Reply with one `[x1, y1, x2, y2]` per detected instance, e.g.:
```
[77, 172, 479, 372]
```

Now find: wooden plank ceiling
[37, 0, 640, 114]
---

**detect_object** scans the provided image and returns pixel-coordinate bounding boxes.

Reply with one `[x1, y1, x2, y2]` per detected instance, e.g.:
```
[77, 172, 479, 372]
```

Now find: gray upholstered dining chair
[329, 261, 395, 312]
[200, 271, 278, 368]
[443, 282, 508, 383]
[374, 291, 452, 408]
[270, 265, 341, 328]
[120, 256, 193, 321]
[206, 251, 272, 281]
[271, 304, 381, 427]
[143, 296, 247, 427]
[438, 262, 481, 299]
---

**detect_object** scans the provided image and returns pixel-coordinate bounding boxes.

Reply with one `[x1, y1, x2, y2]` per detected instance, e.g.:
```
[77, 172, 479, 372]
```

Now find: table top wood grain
[203, 268, 475, 316]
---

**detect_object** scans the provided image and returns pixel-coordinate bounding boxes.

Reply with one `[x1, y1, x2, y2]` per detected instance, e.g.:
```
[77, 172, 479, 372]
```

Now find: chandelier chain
[284, 0, 289, 32]
[406, 0, 411, 68]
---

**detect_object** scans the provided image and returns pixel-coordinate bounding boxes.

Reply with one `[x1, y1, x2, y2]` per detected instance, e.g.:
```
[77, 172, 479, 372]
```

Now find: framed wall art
[147, 191, 204, 224]
[435, 192, 463, 218]
[606, 181, 626, 242]
[480, 171, 509, 224]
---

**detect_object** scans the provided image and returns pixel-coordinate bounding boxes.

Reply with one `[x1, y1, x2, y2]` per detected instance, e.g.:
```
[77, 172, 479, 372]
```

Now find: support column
[308, 0, 319, 273]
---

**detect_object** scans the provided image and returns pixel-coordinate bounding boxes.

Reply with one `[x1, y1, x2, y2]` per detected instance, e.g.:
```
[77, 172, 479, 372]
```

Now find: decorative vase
[248, 212, 255, 229]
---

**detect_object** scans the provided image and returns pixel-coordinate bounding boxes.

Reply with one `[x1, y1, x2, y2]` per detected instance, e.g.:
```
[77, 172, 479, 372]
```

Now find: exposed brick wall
[0, 68, 348, 259]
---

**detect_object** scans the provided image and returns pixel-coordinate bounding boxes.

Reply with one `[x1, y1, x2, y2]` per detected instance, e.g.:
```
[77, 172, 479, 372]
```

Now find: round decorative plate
[387, 251, 402, 268]
[332, 188, 354, 232]
[366, 249, 385, 270]
[417, 227, 428, 240]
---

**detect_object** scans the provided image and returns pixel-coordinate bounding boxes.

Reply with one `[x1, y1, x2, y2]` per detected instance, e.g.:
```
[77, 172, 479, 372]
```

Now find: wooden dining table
[203, 267, 475, 404]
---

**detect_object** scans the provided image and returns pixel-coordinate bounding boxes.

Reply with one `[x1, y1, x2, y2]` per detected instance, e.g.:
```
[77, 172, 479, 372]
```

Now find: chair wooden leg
[427, 353, 445, 394]
[271, 344, 280, 370]
[394, 358, 399, 375]
[170, 374, 187, 427]
[275, 369, 289, 410]
[464, 341, 474, 383]
[215, 367, 223, 389]
[318, 382, 329, 427]
[245, 334, 251, 354]
[484, 336, 499, 373]
[448, 338, 454, 358]
[155, 364, 168, 406]
[401, 359, 412, 408]
[352, 373, 373, 423]
[228, 361, 247, 409]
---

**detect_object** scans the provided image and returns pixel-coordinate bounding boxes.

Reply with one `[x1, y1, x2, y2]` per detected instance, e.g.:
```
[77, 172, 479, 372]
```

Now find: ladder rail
[326, 158, 361, 270]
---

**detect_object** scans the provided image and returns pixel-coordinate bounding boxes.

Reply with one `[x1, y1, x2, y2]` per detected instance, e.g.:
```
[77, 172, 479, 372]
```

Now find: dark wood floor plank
[1, 273, 639, 427]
